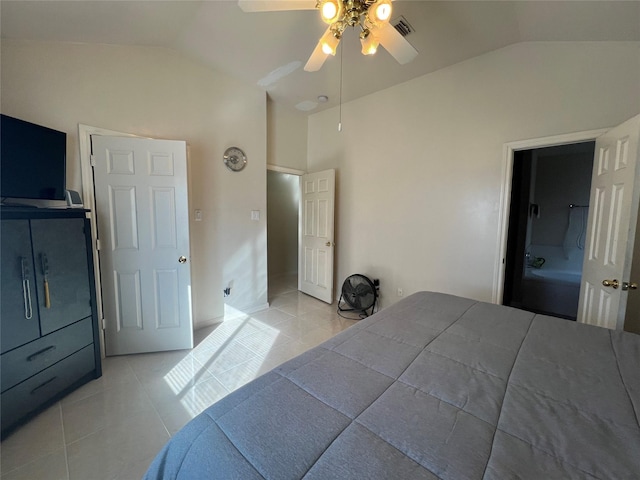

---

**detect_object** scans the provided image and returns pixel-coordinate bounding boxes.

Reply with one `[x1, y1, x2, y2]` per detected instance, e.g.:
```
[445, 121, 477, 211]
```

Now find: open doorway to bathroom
[267, 170, 300, 301]
[503, 142, 595, 319]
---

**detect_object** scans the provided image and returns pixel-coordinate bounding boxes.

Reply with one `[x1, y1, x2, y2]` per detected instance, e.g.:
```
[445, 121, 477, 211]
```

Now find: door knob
[602, 279, 619, 289]
[325, 242, 332, 247]
[178, 256, 187, 264]
[621, 281, 638, 291]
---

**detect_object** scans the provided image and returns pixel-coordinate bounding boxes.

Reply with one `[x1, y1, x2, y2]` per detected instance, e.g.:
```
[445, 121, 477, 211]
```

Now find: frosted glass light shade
[367, 0, 392, 24]
[320, 29, 340, 55]
[361, 34, 379, 55]
[319, 0, 342, 24]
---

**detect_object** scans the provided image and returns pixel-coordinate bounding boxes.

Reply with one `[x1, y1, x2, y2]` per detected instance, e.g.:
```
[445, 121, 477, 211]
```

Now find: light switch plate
[251, 210, 260, 221]
[194, 209, 202, 221]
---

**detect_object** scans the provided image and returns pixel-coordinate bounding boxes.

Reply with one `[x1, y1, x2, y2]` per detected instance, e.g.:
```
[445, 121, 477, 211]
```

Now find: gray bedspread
[145, 291, 640, 479]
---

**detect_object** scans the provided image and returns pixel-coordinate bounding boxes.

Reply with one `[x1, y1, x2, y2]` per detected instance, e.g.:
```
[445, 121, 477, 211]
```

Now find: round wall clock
[223, 147, 247, 172]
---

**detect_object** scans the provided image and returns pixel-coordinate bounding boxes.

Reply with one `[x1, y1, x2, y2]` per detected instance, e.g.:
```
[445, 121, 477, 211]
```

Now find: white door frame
[267, 164, 305, 176]
[493, 127, 609, 304]
[78, 125, 142, 357]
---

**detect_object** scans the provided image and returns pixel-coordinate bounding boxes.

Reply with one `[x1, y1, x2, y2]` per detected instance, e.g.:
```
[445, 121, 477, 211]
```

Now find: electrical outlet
[397, 288, 404, 297]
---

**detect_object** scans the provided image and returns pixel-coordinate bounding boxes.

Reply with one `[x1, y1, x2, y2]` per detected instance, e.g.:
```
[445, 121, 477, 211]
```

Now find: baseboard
[237, 302, 270, 316]
[194, 302, 271, 330]
[194, 317, 224, 330]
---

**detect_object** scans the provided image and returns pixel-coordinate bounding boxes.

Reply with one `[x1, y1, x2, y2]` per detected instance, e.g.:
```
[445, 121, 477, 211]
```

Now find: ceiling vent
[392, 16, 414, 37]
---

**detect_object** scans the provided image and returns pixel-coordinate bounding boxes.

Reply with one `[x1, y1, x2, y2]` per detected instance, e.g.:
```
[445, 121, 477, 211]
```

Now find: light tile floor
[0, 274, 357, 480]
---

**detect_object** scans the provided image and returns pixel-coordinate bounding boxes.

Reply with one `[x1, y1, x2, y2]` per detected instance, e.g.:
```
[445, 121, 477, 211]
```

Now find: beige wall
[307, 41, 640, 306]
[4, 39, 639, 323]
[267, 98, 308, 171]
[1, 39, 268, 327]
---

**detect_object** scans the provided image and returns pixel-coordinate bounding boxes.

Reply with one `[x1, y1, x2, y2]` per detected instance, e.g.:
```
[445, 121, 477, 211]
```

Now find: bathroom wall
[267, 171, 300, 278]
[528, 143, 595, 272]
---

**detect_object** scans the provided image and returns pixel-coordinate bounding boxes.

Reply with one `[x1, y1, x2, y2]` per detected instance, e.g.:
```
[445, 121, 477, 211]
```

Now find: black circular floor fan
[338, 274, 378, 319]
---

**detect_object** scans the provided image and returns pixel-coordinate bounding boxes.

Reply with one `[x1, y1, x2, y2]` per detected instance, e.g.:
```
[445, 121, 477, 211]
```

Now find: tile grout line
[125, 356, 173, 440]
[59, 402, 71, 480]
[2, 287, 344, 479]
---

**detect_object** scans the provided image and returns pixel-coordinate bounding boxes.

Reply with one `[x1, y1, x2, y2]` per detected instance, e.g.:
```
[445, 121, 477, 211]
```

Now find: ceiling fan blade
[376, 22, 418, 65]
[304, 39, 330, 72]
[238, 0, 316, 12]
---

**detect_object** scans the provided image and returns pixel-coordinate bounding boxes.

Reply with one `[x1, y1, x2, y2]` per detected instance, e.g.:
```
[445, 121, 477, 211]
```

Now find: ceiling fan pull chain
[338, 40, 343, 132]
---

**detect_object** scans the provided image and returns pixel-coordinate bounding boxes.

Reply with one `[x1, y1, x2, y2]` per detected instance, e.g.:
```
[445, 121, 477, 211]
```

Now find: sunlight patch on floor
[163, 306, 282, 417]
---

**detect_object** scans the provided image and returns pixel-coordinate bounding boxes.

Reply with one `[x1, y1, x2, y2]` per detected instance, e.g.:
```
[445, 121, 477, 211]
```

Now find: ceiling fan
[238, 0, 418, 72]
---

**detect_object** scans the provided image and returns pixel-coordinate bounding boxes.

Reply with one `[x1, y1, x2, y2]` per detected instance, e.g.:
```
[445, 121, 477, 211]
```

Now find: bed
[144, 291, 640, 479]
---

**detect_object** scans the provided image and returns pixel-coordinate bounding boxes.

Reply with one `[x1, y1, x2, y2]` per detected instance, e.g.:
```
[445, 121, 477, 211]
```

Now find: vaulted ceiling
[2, 1, 639, 113]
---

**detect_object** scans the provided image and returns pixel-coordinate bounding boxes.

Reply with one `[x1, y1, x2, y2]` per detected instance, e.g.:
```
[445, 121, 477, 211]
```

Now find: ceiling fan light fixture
[320, 28, 341, 55]
[360, 31, 379, 55]
[319, 0, 342, 24]
[367, 0, 392, 25]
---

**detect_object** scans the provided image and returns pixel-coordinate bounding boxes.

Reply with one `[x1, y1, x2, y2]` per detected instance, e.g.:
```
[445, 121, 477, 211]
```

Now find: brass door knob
[622, 281, 638, 291]
[602, 279, 619, 289]
[178, 256, 187, 264]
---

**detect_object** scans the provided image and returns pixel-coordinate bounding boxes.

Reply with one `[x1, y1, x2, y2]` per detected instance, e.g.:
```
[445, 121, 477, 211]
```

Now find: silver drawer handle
[23, 279, 33, 319]
[21, 257, 33, 320]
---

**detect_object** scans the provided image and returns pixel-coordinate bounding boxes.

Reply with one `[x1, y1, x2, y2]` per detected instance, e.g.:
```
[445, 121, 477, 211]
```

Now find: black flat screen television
[1, 114, 67, 201]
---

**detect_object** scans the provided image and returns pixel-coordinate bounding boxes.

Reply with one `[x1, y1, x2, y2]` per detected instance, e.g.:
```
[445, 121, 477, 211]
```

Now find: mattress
[144, 291, 640, 479]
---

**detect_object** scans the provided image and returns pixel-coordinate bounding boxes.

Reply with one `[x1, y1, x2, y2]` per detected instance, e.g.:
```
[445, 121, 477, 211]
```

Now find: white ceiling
[2, 0, 639, 114]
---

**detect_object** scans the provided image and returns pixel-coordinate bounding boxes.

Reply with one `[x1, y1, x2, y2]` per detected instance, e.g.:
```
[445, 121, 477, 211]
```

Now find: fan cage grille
[338, 274, 379, 319]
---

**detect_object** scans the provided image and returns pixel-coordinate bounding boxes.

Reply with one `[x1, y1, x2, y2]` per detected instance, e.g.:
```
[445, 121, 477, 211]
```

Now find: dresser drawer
[1, 317, 93, 393]
[1, 345, 95, 434]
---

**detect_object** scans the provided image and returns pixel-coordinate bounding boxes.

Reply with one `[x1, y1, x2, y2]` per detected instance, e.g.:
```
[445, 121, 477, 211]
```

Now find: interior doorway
[503, 142, 595, 319]
[267, 169, 301, 300]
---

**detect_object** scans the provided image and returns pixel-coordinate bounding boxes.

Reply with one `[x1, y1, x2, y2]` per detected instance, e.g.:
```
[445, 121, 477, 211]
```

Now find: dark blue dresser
[1, 207, 102, 437]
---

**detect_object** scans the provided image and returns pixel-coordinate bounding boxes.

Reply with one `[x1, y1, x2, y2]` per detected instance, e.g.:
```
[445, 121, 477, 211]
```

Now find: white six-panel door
[92, 135, 193, 355]
[299, 169, 335, 304]
[578, 114, 640, 329]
